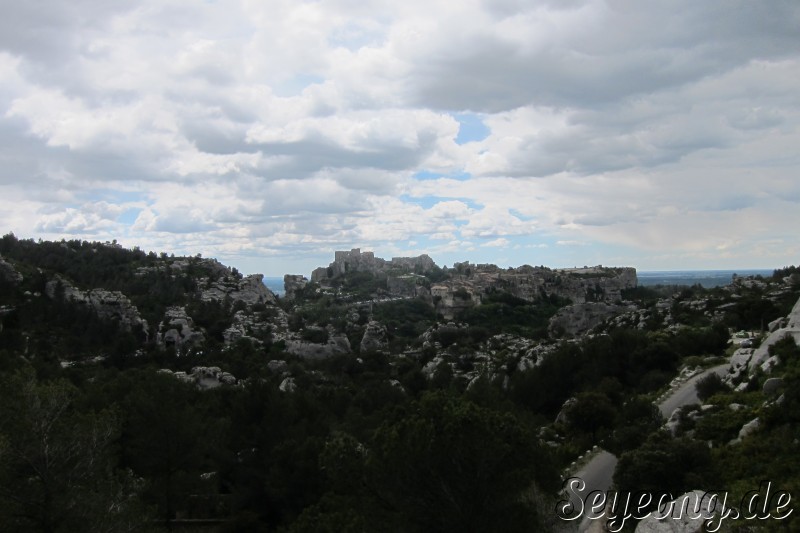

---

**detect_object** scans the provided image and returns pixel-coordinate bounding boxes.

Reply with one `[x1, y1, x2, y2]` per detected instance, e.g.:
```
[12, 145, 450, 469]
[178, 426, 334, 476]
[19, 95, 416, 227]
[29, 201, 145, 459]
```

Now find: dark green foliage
[723, 293, 785, 331]
[372, 298, 436, 349]
[695, 372, 727, 401]
[3, 236, 799, 531]
[563, 391, 617, 441]
[364, 391, 559, 532]
[301, 327, 330, 343]
[185, 298, 233, 344]
[458, 291, 568, 339]
[605, 396, 663, 455]
[423, 264, 449, 283]
[0, 367, 156, 532]
[614, 434, 717, 505]
[121, 372, 206, 522]
[330, 271, 386, 298]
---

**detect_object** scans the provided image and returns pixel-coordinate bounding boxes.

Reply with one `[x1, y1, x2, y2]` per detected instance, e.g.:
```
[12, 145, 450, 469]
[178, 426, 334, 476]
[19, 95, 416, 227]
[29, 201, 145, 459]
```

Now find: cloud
[0, 0, 798, 274]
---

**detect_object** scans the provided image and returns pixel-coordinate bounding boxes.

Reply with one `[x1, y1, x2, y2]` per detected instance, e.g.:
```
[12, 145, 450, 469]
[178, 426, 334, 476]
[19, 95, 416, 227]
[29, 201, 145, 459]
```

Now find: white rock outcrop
[45, 276, 148, 334]
[157, 306, 205, 350]
[201, 274, 277, 306]
[747, 295, 800, 375]
[360, 321, 388, 353]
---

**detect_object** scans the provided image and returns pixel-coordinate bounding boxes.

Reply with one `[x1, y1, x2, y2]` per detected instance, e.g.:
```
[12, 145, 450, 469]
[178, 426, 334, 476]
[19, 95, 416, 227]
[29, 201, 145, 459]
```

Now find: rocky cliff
[201, 273, 277, 306]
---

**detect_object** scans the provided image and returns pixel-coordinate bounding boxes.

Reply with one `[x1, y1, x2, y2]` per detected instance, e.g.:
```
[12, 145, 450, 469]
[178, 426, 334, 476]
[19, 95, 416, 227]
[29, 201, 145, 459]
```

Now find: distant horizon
[260, 266, 781, 282]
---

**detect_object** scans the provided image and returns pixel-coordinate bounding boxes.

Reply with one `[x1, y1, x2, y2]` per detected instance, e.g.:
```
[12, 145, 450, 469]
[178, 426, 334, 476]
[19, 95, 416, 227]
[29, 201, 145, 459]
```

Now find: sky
[1, 0, 799, 277]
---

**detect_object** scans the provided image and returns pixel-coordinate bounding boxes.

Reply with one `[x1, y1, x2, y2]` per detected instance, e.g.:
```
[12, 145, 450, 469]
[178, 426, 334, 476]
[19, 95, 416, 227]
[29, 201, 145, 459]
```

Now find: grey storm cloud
[411, 1, 800, 112]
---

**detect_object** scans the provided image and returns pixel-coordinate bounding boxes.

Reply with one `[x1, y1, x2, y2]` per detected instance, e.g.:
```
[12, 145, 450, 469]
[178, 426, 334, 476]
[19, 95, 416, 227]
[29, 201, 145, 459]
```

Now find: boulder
[279, 377, 297, 393]
[360, 321, 388, 353]
[762, 377, 785, 396]
[736, 417, 761, 442]
[555, 397, 578, 425]
[157, 306, 205, 350]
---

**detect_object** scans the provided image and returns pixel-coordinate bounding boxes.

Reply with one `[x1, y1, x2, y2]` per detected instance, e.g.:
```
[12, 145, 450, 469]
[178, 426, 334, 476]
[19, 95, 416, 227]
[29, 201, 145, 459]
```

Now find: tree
[0, 368, 153, 532]
[121, 372, 205, 525]
[614, 433, 717, 506]
[365, 391, 559, 532]
[563, 391, 617, 442]
[695, 372, 727, 401]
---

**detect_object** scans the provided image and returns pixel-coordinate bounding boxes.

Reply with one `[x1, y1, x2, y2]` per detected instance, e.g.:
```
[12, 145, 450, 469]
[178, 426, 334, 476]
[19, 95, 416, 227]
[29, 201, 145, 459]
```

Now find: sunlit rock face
[201, 274, 277, 306]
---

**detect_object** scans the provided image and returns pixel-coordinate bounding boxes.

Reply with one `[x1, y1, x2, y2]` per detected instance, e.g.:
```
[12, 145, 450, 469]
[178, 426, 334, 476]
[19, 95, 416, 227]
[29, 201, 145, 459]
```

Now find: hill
[0, 233, 799, 531]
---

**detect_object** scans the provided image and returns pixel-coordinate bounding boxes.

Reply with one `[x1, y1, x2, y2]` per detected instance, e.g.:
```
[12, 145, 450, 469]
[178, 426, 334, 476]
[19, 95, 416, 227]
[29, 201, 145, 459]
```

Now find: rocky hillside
[1, 233, 798, 532]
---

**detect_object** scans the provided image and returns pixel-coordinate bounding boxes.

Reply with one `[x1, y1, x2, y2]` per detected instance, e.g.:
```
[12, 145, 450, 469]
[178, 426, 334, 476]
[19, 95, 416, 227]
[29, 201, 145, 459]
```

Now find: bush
[695, 372, 727, 401]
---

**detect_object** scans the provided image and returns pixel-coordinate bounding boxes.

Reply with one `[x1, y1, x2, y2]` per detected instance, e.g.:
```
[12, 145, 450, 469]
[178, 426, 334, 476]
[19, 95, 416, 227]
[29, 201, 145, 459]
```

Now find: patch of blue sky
[273, 73, 325, 97]
[399, 194, 481, 211]
[412, 170, 443, 181]
[453, 113, 490, 145]
[399, 194, 438, 209]
[118, 208, 142, 225]
[448, 171, 473, 181]
[509, 208, 535, 221]
[412, 169, 473, 182]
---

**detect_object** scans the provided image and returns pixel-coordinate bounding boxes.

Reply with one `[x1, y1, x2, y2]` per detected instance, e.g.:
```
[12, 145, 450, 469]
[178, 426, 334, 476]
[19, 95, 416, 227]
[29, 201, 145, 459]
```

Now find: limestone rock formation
[432, 285, 480, 320]
[360, 321, 388, 353]
[0, 255, 23, 285]
[283, 274, 308, 300]
[735, 417, 760, 442]
[762, 377, 784, 396]
[746, 294, 800, 375]
[724, 347, 754, 385]
[285, 333, 351, 359]
[201, 274, 277, 306]
[157, 306, 205, 350]
[44, 276, 148, 335]
[223, 310, 271, 346]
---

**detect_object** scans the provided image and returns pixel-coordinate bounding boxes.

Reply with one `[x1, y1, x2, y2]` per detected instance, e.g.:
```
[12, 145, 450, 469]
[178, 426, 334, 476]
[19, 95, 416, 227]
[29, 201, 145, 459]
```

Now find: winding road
[562, 363, 730, 532]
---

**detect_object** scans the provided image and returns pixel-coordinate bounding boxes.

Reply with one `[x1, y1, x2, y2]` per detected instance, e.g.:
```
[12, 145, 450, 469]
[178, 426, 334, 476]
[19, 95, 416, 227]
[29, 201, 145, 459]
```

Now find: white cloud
[0, 0, 798, 274]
